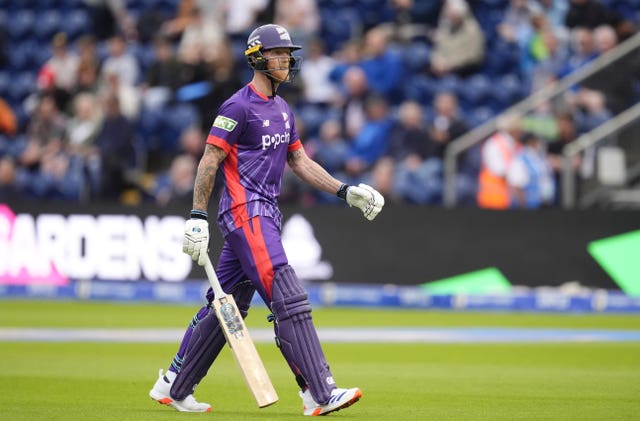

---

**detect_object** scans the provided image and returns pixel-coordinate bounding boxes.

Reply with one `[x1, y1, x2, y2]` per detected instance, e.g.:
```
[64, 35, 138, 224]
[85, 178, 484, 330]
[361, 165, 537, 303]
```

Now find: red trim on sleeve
[287, 139, 302, 152]
[206, 134, 232, 155]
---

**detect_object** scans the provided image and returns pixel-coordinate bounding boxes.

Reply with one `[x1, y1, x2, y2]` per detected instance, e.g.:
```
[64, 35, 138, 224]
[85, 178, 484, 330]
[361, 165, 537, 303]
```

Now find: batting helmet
[245, 24, 301, 72]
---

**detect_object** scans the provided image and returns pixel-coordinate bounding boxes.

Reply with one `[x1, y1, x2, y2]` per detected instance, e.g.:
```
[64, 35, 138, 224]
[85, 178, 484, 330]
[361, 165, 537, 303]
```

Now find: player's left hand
[346, 183, 385, 221]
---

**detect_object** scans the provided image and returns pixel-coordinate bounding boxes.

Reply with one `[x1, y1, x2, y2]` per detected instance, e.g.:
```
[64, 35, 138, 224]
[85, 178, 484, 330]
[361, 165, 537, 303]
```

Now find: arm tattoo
[193, 144, 226, 211]
[288, 147, 341, 195]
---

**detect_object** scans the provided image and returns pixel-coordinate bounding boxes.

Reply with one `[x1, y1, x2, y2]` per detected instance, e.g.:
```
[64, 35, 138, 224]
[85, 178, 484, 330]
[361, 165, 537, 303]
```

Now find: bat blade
[213, 294, 278, 408]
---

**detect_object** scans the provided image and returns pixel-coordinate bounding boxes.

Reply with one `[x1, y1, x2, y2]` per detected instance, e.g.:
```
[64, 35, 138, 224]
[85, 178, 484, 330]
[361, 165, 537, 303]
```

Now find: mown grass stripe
[2, 327, 640, 343]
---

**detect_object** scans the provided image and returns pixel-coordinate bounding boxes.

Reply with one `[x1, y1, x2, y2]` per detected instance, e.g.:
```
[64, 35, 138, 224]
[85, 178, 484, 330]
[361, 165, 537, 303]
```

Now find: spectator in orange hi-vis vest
[0, 98, 17, 136]
[477, 113, 523, 209]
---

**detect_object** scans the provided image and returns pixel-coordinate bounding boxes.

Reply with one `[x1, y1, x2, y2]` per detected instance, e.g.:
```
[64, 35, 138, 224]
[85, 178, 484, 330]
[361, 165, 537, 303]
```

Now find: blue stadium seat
[7, 72, 36, 104]
[157, 0, 178, 15]
[320, 8, 362, 54]
[34, 10, 63, 42]
[459, 74, 491, 108]
[12, 107, 29, 134]
[8, 40, 43, 71]
[482, 35, 520, 76]
[2, 133, 27, 160]
[296, 104, 340, 139]
[490, 73, 524, 110]
[468, 106, 495, 128]
[11, 0, 37, 9]
[400, 41, 431, 73]
[476, 0, 508, 7]
[7, 44, 31, 71]
[129, 43, 156, 74]
[32, 44, 52, 69]
[38, 0, 60, 9]
[137, 106, 163, 150]
[96, 40, 110, 63]
[6, 10, 35, 41]
[139, 0, 166, 9]
[403, 75, 437, 106]
[58, 0, 84, 11]
[435, 75, 462, 96]
[126, 0, 146, 13]
[161, 103, 200, 152]
[0, 71, 9, 98]
[611, 0, 640, 20]
[65, 9, 91, 39]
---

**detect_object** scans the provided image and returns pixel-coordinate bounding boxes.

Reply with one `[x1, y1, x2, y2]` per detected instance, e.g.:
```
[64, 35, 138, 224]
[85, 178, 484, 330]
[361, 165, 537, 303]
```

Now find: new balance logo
[263, 120, 270, 127]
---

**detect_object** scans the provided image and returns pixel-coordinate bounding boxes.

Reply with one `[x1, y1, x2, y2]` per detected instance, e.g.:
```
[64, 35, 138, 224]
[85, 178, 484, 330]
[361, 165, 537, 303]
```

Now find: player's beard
[267, 67, 290, 83]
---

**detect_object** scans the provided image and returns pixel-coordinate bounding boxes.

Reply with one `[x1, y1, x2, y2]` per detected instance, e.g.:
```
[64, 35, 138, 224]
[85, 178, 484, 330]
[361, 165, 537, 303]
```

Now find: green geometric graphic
[420, 267, 512, 294]
[588, 230, 640, 296]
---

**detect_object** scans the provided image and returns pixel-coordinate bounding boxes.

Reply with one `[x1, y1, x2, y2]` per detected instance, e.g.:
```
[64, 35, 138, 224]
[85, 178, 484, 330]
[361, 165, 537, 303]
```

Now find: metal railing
[443, 31, 640, 207]
[562, 102, 640, 208]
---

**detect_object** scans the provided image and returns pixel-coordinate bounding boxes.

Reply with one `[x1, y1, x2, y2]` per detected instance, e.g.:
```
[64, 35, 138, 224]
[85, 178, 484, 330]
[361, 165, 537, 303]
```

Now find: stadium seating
[403, 75, 437, 106]
[2, 0, 638, 205]
[6, 10, 35, 41]
[459, 74, 492, 108]
[6, 72, 36, 104]
[65, 9, 91, 40]
[320, 8, 362, 54]
[33, 10, 63, 42]
[0, 71, 9, 99]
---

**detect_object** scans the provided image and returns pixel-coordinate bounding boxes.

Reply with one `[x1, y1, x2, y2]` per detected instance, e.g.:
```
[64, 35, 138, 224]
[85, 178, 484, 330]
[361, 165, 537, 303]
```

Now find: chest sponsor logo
[262, 131, 290, 150]
[213, 115, 238, 132]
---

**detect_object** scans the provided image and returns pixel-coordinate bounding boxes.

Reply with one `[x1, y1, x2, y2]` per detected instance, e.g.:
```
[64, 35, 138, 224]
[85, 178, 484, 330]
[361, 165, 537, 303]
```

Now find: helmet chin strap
[262, 67, 290, 97]
[269, 77, 278, 97]
[265, 72, 280, 97]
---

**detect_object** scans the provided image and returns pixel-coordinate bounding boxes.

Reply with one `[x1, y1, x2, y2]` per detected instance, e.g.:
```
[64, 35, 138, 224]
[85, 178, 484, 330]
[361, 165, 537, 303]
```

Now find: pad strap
[271, 265, 336, 404]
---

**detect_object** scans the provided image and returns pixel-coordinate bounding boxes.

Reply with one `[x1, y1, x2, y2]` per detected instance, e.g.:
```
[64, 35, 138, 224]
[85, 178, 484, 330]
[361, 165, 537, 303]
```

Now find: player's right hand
[183, 219, 209, 266]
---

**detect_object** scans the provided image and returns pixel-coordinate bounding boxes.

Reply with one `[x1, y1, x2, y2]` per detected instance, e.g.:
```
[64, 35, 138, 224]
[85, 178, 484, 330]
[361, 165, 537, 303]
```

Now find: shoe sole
[150, 391, 174, 407]
[317, 389, 362, 416]
[150, 391, 212, 413]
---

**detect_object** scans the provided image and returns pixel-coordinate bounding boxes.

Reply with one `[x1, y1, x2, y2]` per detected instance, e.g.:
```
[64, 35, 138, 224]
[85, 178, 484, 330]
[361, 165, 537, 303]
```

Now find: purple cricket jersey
[206, 83, 302, 237]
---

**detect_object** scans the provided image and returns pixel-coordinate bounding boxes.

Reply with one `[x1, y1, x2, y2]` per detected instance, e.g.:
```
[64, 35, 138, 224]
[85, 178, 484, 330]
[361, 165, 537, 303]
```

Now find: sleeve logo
[213, 116, 238, 132]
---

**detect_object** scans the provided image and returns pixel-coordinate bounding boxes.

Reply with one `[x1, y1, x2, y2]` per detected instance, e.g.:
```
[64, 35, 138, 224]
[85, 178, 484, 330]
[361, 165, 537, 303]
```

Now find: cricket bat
[203, 256, 278, 408]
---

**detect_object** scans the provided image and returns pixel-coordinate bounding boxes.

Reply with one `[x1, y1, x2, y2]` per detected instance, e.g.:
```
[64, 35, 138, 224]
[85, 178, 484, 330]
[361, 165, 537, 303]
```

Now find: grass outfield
[1, 300, 639, 420]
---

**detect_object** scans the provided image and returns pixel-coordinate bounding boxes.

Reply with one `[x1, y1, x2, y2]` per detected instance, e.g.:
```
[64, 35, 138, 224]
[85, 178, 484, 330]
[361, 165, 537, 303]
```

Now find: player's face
[263, 48, 292, 82]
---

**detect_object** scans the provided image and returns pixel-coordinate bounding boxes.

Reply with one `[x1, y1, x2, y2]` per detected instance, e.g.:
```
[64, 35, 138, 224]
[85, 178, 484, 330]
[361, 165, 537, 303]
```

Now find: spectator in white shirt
[101, 33, 140, 87]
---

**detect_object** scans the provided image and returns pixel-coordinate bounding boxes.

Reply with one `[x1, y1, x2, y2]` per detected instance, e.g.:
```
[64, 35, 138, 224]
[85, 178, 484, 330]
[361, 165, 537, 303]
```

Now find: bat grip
[204, 256, 226, 299]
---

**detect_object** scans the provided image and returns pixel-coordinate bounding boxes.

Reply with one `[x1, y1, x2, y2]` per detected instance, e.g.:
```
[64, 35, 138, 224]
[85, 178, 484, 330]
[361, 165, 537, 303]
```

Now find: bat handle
[203, 256, 226, 299]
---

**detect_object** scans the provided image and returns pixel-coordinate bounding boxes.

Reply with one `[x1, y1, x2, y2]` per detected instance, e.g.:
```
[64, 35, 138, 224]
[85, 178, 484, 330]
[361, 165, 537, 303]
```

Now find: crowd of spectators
[0, 0, 638, 209]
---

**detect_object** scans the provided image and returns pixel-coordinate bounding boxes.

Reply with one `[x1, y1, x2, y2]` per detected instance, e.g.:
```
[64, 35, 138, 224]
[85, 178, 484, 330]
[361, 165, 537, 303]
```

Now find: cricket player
[149, 24, 384, 415]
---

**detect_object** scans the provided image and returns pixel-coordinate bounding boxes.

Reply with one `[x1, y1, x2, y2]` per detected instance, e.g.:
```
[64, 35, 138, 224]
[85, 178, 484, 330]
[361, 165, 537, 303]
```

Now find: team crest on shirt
[213, 115, 238, 132]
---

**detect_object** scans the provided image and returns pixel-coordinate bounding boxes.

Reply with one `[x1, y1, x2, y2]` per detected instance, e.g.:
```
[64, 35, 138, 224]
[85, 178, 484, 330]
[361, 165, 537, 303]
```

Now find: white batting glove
[346, 183, 385, 221]
[183, 218, 209, 266]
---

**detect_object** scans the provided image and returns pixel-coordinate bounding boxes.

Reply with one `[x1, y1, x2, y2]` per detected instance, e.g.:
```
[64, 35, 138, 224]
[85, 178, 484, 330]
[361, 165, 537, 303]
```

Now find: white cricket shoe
[300, 387, 362, 416]
[149, 369, 212, 412]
